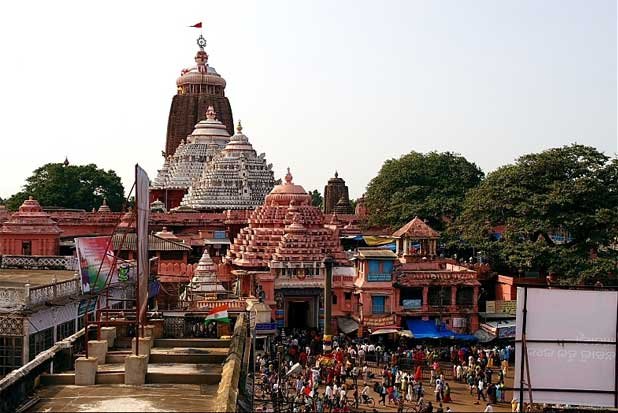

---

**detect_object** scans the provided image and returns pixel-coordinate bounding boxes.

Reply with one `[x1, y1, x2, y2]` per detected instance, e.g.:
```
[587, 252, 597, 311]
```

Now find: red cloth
[414, 366, 422, 381]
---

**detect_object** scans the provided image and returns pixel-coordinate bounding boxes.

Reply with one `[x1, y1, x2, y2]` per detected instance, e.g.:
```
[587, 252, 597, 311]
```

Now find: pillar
[450, 286, 458, 312]
[323, 256, 334, 335]
[131, 337, 152, 362]
[75, 357, 97, 385]
[100, 327, 116, 349]
[124, 354, 148, 385]
[473, 285, 480, 313]
[88, 340, 108, 366]
[422, 287, 429, 312]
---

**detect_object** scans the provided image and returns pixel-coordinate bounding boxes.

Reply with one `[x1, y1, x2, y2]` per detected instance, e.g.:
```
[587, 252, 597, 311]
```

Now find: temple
[165, 35, 233, 155]
[151, 106, 231, 209]
[180, 121, 275, 211]
[0, 197, 62, 256]
[323, 171, 354, 214]
[225, 168, 352, 330]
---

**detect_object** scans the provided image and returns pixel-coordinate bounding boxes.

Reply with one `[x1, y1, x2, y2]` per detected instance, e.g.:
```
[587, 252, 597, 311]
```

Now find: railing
[0, 328, 85, 413]
[194, 299, 247, 311]
[0, 255, 77, 271]
[0, 276, 81, 308]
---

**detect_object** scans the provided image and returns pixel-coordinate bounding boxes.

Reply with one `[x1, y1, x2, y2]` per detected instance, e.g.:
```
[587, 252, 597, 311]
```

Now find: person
[484, 402, 494, 412]
[380, 383, 387, 405]
[476, 378, 486, 403]
[361, 382, 370, 404]
[443, 382, 451, 402]
[353, 385, 359, 409]
[445, 407, 452, 413]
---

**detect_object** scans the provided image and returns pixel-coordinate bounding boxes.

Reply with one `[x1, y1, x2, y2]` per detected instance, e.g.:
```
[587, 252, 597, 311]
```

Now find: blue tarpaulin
[406, 319, 477, 341]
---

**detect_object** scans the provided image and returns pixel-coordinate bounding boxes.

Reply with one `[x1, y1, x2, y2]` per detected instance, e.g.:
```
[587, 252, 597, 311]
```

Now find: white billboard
[515, 287, 617, 407]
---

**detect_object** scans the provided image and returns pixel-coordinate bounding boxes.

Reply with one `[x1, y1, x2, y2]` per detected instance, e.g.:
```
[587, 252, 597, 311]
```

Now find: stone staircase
[40, 337, 230, 386]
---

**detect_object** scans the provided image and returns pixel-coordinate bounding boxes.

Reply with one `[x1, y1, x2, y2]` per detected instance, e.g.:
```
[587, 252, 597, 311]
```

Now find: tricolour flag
[189, 22, 203, 28]
[205, 304, 230, 324]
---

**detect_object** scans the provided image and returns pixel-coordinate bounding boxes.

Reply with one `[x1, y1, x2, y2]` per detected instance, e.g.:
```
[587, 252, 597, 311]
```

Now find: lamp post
[323, 256, 334, 336]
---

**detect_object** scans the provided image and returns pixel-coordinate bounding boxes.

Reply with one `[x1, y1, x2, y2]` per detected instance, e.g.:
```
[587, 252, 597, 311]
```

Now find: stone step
[153, 338, 231, 348]
[149, 348, 227, 364]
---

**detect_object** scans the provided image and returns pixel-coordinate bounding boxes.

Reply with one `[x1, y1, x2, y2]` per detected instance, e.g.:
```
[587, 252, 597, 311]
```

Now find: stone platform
[28, 384, 218, 412]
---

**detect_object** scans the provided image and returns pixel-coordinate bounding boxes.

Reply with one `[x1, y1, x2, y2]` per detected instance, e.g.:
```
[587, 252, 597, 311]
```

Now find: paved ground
[95, 362, 222, 375]
[255, 363, 515, 413]
[29, 384, 218, 412]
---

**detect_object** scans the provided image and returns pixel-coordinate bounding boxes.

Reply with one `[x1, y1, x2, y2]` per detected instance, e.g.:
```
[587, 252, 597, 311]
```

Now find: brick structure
[323, 171, 353, 214]
[0, 197, 62, 256]
[166, 35, 233, 155]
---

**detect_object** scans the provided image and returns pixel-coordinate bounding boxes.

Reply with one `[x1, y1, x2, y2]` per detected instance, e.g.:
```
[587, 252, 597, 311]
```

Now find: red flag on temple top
[189, 22, 202, 28]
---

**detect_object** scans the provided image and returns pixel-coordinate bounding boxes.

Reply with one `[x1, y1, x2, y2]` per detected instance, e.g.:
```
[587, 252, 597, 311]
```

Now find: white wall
[515, 287, 617, 407]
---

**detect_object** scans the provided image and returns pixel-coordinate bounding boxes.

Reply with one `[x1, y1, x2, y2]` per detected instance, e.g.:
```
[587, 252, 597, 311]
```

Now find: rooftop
[0, 269, 76, 288]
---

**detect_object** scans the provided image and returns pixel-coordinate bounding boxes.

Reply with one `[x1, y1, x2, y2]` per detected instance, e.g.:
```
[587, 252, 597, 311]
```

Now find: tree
[456, 144, 618, 284]
[6, 163, 125, 212]
[365, 151, 484, 230]
[309, 189, 323, 208]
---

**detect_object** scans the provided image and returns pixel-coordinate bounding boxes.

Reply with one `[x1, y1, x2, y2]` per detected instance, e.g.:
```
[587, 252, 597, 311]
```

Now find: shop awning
[371, 328, 400, 335]
[337, 317, 359, 334]
[474, 329, 496, 343]
[406, 319, 477, 341]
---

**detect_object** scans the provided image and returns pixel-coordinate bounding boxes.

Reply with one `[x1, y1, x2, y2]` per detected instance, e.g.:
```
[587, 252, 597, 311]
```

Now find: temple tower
[165, 35, 234, 155]
[323, 171, 353, 214]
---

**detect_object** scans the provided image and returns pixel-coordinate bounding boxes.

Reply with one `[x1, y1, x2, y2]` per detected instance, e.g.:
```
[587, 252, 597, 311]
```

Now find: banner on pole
[75, 236, 117, 293]
[136, 164, 150, 322]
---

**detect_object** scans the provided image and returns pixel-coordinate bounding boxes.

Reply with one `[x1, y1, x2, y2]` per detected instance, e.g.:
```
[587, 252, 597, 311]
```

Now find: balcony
[0, 276, 81, 309]
[194, 299, 247, 312]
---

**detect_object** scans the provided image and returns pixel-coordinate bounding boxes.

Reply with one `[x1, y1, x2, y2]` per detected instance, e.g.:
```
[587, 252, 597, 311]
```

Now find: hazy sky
[0, 0, 615, 200]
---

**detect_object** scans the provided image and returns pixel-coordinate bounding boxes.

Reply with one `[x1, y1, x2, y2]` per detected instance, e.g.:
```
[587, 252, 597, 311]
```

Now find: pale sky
[0, 0, 616, 201]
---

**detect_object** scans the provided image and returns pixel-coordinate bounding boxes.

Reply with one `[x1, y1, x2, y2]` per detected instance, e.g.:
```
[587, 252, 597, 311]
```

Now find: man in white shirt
[484, 402, 493, 412]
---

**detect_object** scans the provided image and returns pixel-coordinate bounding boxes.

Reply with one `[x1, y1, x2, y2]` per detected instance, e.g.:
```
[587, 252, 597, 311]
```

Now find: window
[22, 241, 32, 256]
[367, 260, 393, 282]
[214, 231, 226, 239]
[344, 292, 352, 301]
[29, 327, 54, 361]
[456, 287, 474, 305]
[0, 337, 23, 377]
[428, 287, 451, 306]
[332, 293, 337, 305]
[372, 296, 386, 314]
[400, 287, 423, 309]
[56, 320, 76, 341]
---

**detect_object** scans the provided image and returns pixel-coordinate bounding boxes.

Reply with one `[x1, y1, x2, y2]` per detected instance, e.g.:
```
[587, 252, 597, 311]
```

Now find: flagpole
[134, 165, 140, 356]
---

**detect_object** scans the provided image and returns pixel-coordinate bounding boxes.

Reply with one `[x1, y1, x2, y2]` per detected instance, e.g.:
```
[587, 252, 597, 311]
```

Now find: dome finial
[236, 120, 243, 133]
[285, 167, 293, 184]
[334, 170, 338, 178]
[205, 106, 216, 120]
[64, 157, 69, 167]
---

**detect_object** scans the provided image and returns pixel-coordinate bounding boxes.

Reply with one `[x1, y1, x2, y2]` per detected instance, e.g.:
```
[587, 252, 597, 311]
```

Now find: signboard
[78, 299, 97, 316]
[255, 322, 277, 334]
[402, 299, 422, 310]
[485, 300, 516, 315]
[515, 287, 617, 407]
[76, 236, 118, 293]
[367, 274, 392, 282]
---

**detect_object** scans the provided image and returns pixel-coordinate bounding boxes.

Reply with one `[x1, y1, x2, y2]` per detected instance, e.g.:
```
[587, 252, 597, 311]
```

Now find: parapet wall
[214, 313, 247, 412]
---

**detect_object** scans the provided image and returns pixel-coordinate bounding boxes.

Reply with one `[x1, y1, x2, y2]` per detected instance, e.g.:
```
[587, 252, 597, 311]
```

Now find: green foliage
[365, 151, 484, 230]
[5, 163, 125, 212]
[456, 144, 618, 284]
[309, 189, 323, 208]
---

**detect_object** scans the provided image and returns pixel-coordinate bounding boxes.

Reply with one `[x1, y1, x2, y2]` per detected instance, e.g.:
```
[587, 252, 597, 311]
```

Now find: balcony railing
[194, 299, 247, 312]
[0, 255, 77, 271]
[0, 276, 81, 308]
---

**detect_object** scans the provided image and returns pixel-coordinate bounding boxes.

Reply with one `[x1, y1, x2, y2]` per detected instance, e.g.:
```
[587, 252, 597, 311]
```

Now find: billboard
[76, 236, 118, 293]
[515, 287, 617, 407]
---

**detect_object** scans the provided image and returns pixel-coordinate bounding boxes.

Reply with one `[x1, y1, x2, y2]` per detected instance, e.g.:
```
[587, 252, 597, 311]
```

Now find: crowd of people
[253, 329, 514, 413]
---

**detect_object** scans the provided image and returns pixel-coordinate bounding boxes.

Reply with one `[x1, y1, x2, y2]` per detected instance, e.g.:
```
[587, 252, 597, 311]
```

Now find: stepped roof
[152, 107, 230, 190]
[180, 121, 275, 210]
[392, 217, 440, 239]
[0, 197, 62, 235]
[227, 169, 348, 268]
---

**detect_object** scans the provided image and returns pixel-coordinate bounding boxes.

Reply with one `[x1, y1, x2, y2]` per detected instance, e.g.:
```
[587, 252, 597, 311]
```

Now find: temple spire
[285, 167, 293, 184]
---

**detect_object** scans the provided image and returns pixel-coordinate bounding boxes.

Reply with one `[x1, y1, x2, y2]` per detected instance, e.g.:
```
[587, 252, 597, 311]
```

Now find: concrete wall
[213, 313, 246, 412]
